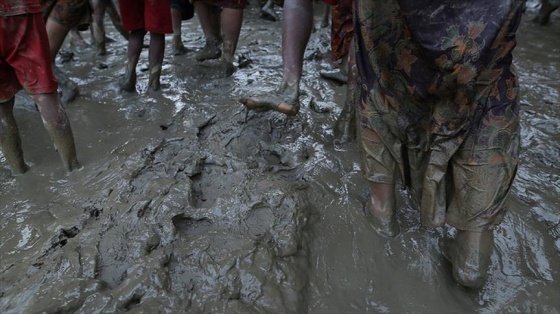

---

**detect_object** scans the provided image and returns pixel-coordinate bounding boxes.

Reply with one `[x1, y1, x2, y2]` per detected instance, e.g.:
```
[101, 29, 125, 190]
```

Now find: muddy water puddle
[1, 5, 559, 314]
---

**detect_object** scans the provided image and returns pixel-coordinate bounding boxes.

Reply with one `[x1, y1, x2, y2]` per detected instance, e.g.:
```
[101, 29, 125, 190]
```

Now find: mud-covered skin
[0, 8, 559, 314]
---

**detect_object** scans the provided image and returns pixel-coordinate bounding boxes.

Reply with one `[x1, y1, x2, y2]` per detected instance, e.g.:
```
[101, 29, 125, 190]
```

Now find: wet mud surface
[1, 5, 559, 314]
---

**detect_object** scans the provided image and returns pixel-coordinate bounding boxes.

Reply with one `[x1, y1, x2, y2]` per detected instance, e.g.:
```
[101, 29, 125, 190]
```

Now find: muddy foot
[148, 65, 162, 92]
[440, 230, 493, 289]
[222, 59, 236, 77]
[240, 84, 300, 116]
[196, 44, 222, 62]
[173, 35, 188, 56]
[320, 69, 348, 84]
[120, 68, 137, 92]
[364, 200, 400, 238]
[261, 7, 278, 21]
[60, 83, 79, 106]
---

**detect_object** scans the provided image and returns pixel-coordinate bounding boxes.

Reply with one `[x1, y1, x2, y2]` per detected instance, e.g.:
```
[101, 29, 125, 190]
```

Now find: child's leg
[0, 98, 28, 175]
[148, 33, 165, 91]
[220, 8, 243, 76]
[120, 29, 146, 91]
[194, 2, 222, 61]
[29, 92, 80, 171]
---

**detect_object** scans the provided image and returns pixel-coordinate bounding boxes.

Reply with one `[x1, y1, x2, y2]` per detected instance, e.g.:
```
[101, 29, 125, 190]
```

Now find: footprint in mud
[191, 163, 245, 208]
[172, 214, 213, 237]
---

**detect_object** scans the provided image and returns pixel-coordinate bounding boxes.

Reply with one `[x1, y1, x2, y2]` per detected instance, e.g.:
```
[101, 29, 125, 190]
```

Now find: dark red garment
[330, 0, 353, 61]
[0, 0, 42, 16]
[119, 0, 173, 33]
[0, 12, 58, 101]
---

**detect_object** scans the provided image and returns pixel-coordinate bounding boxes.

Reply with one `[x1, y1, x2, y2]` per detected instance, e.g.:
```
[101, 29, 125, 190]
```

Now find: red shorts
[119, 0, 173, 34]
[0, 13, 57, 102]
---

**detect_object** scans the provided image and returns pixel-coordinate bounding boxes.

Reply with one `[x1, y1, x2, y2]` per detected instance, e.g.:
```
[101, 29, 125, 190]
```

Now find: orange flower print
[396, 48, 417, 76]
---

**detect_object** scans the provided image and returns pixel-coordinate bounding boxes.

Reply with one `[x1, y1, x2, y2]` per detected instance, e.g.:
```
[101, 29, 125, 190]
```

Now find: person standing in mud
[356, 0, 524, 288]
[119, 0, 173, 91]
[192, 0, 245, 77]
[0, 0, 81, 174]
[239, 0, 313, 116]
[42, 0, 91, 105]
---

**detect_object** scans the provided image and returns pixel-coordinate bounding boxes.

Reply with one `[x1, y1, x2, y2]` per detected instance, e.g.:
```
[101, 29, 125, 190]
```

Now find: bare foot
[240, 82, 300, 116]
[196, 44, 222, 62]
[120, 67, 137, 92]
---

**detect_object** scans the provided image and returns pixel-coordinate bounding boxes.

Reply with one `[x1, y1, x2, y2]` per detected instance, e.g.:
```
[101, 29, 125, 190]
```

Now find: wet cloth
[0, 0, 42, 15]
[42, 0, 91, 29]
[330, 0, 353, 62]
[119, 0, 173, 33]
[0, 11, 58, 102]
[199, 0, 248, 10]
[355, 0, 524, 231]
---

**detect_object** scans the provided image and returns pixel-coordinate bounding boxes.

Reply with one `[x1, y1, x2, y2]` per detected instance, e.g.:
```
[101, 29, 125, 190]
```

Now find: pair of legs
[193, 1, 244, 77]
[120, 31, 166, 92]
[90, 0, 129, 55]
[0, 94, 80, 174]
[240, 0, 313, 115]
[365, 182, 493, 289]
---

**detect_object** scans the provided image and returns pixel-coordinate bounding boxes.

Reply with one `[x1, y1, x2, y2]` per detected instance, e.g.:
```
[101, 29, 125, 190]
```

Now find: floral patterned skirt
[355, 0, 525, 231]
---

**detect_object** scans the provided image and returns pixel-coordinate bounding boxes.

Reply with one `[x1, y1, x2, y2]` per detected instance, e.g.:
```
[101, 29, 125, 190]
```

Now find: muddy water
[1, 5, 559, 314]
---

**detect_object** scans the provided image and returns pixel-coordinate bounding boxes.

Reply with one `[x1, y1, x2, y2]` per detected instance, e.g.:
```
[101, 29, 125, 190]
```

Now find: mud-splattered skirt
[354, 0, 525, 231]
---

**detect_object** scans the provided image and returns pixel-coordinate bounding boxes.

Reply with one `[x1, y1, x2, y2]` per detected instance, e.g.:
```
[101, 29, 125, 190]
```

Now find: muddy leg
[91, 0, 107, 55]
[194, 3, 222, 62]
[221, 8, 243, 77]
[106, 0, 129, 40]
[365, 182, 400, 238]
[333, 45, 356, 144]
[46, 19, 79, 105]
[240, 0, 313, 115]
[148, 33, 165, 91]
[444, 230, 494, 289]
[321, 2, 331, 28]
[120, 30, 145, 92]
[29, 93, 80, 171]
[171, 8, 188, 55]
[0, 98, 28, 175]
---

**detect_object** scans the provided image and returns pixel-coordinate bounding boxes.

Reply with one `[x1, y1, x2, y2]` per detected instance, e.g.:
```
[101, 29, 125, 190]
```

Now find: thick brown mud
[1, 5, 559, 314]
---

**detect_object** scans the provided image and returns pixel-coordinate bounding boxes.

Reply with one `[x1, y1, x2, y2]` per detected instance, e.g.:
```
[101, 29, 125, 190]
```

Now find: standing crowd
[1, 0, 525, 291]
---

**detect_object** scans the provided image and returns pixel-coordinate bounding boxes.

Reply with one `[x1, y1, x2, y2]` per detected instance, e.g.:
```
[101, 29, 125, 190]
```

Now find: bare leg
[91, 0, 107, 55]
[148, 33, 166, 91]
[0, 98, 28, 175]
[194, 2, 222, 62]
[120, 29, 145, 91]
[171, 8, 188, 55]
[444, 229, 494, 289]
[30, 92, 80, 171]
[46, 18, 79, 105]
[240, 0, 313, 116]
[365, 182, 400, 238]
[220, 8, 243, 77]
